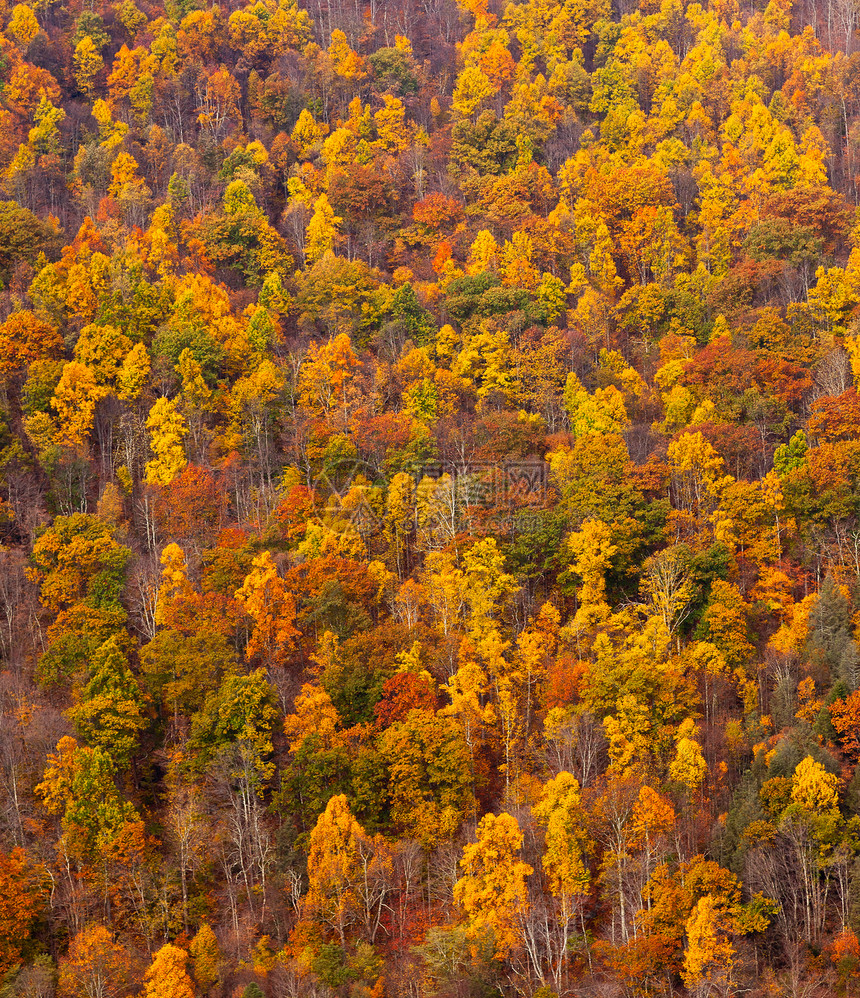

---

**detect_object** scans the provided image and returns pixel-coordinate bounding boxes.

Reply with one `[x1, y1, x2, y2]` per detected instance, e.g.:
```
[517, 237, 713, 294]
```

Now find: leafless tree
[208, 742, 275, 927]
[127, 553, 160, 641]
[544, 710, 607, 788]
[589, 777, 640, 945]
[0, 548, 30, 671]
[814, 347, 852, 400]
[165, 778, 207, 935]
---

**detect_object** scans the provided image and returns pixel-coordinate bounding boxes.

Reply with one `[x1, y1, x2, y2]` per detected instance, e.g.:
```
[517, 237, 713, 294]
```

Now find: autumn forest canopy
[6, 0, 860, 993]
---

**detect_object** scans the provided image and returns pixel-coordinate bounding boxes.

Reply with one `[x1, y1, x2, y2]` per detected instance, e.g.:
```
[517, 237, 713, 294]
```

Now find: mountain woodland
[4, 0, 860, 993]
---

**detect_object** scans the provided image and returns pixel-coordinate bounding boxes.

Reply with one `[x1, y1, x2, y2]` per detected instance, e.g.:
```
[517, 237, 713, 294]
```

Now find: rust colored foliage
[808, 388, 860, 442]
[0, 310, 64, 378]
[0, 847, 44, 976]
[681, 337, 757, 405]
[286, 556, 380, 628]
[761, 186, 853, 255]
[374, 672, 439, 727]
[544, 655, 587, 709]
[691, 421, 764, 479]
[151, 464, 228, 542]
[586, 163, 677, 231]
[830, 691, 860, 765]
[275, 485, 318, 542]
[351, 411, 415, 470]
[753, 356, 812, 406]
[412, 193, 465, 235]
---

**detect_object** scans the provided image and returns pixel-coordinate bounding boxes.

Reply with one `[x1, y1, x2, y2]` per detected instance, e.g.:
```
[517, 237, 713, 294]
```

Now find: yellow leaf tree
[305, 793, 365, 944]
[297, 332, 359, 429]
[305, 194, 341, 264]
[142, 944, 194, 998]
[58, 925, 134, 998]
[791, 756, 839, 812]
[235, 551, 299, 667]
[669, 718, 708, 796]
[7, 4, 39, 49]
[53, 361, 104, 449]
[533, 772, 591, 989]
[117, 342, 150, 402]
[384, 472, 416, 578]
[462, 538, 518, 642]
[566, 518, 617, 629]
[74, 36, 104, 97]
[682, 895, 735, 997]
[453, 811, 533, 960]
[145, 397, 187, 486]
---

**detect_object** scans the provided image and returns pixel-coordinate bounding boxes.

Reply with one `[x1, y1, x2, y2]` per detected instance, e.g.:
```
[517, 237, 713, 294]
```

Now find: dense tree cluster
[4, 0, 860, 993]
